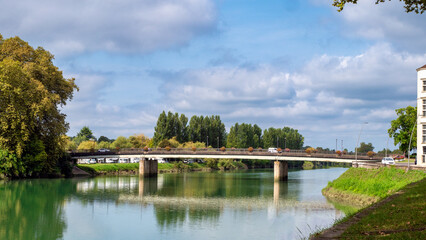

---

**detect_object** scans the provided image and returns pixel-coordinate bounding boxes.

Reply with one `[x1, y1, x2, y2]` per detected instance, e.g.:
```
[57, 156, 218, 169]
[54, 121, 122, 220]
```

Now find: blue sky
[1, 0, 425, 151]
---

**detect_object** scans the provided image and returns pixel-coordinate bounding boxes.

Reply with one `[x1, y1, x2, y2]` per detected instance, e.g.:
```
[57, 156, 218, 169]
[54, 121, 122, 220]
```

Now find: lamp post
[284, 137, 286, 150]
[207, 136, 209, 148]
[217, 136, 219, 150]
[355, 122, 368, 165]
[277, 136, 279, 148]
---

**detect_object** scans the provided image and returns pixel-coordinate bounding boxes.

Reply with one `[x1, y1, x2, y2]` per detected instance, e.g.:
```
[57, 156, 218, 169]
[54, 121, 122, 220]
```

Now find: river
[0, 167, 350, 240]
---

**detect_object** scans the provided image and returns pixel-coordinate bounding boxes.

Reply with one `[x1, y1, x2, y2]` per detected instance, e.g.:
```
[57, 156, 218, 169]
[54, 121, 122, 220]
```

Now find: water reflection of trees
[0, 179, 75, 240]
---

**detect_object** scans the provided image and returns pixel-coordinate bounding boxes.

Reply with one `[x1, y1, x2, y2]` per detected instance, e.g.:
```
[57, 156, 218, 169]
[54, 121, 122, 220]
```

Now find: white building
[416, 64, 426, 166]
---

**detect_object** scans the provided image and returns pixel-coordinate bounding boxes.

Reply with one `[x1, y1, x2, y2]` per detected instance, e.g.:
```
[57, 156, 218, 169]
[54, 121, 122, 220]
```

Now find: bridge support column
[139, 158, 158, 177]
[274, 161, 288, 181]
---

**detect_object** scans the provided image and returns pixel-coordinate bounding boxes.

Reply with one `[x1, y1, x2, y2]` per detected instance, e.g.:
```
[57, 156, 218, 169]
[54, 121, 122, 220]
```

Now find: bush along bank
[322, 167, 426, 208]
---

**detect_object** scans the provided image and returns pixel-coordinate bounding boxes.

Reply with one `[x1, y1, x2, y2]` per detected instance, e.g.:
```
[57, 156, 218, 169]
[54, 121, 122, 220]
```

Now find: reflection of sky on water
[65, 168, 347, 239]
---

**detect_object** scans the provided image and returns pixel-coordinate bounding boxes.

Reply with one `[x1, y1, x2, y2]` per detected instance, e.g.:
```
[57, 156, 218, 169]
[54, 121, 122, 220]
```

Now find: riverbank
[312, 167, 426, 239]
[312, 177, 426, 239]
[322, 167, 425, 207]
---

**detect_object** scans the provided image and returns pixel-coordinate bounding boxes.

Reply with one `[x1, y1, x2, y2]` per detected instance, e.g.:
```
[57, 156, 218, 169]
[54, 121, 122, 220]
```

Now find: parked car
[268, 148, 278, 153]
[89, 159, 97, 164]
[98, 148, 110, 152]
[381, 157, 395, 165]
[393, 155, 404, 160]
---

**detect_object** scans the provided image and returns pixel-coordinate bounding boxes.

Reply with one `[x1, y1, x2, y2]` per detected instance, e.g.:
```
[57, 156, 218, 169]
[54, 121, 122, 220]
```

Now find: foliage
[128, 134, 150, 148]
[248, 147, 253, 152]
[165, 146, 171, 151]
[152, 111, 188, 145]
[111, 136, 131, 149]
[262, 126, 304, 150]
[0, 35, 77, 177]
[336, 150, 342, 156]
[158, 139, 171, 148]
[97, 141, 110, 149]
[167, 137, 180, 148]
[188, 115, 226, 148]
[302, 161, 314, 170]
[192, 146, 196, 152]
[226, 123, 262, 148]
[63, 136, 77, 151]
[143, 146, 149, 151]
[178, 141, 206, 149]
[220, 146, 226, 151]
[97, 135, 111, 143]
[367, 151, 376, 157]
[76, 126, 95, 141]
[388, 106, 417, 153]
[77, 140, 97, 151]
[332, 0, 425, 14]
[305, 147, 316, 154]
[217, 159, 247, 170]
[0, 149, 24, 178]
[205, 159, 219, 169]
[356, 142, 374, 153]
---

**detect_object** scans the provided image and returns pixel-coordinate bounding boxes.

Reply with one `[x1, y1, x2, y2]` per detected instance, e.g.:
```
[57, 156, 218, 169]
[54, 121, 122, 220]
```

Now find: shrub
[336, 150, 342, 156]
[305, 147, 316, 154]
[285, 148, 290, 152]
[165, 146, 171, 151]
[277, 148, 282, 153]
[248, 147, 254, 152]
[192, 146, 196, 152]
[220, 146, 226, 152]
[367, 151, 376, 157]
[143, 146, 149, 151]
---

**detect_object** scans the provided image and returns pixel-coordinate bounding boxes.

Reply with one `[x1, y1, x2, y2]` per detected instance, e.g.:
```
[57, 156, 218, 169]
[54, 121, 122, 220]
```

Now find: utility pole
[336, 139, 337, 152]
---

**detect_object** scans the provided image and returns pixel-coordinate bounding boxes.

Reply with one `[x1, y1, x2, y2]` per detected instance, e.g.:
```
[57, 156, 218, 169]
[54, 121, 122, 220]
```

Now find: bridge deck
[71, 149, 381, 163]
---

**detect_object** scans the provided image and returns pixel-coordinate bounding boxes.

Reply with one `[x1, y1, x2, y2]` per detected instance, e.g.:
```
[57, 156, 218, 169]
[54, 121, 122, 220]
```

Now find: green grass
[340, 178, 426, 239]
[324, 167, 425, 199]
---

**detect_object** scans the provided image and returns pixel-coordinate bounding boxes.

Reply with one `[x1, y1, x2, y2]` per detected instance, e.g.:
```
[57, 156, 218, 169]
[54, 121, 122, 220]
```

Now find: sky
[1, 0, 425, 151]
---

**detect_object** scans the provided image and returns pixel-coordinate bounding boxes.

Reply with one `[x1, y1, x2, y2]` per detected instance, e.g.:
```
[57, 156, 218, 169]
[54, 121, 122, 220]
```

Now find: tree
[333, 0, 425, 14]
[128, 134, 150, 148]
[77, 140, 97, 151]
[0, 35, 77, 177]
[111, 136, 131, 149]
[98, 136, 111, 143]
[388, 106, 417, 154]
[152, 111, 189, 146]
[262, 127, 304, 149]
[76, 126, 95, 141]
[357, 142, 374, 153]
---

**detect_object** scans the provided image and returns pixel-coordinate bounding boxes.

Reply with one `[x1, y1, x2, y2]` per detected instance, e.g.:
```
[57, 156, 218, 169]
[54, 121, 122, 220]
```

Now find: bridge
[70, 148, 381, 181]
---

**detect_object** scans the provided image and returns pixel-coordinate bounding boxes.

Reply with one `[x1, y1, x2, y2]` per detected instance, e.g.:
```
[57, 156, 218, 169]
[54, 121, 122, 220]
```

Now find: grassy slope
[340, 178, 426, 239]
[322, 167, 425, 207]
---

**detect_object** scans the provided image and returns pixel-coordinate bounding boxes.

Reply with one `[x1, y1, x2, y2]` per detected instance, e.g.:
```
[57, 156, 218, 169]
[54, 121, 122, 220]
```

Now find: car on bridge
[381, 157, 395, 165]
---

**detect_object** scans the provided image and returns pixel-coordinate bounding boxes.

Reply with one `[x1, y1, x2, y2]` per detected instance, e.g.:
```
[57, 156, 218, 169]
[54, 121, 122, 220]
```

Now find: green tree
[356, 142, 375, 153]
[333, 0, 425, 14]
[97, 141, 110, 149]
[76, 126, 95, 141]
[77, 140, 97, 151]
[0, 35, 77, 177]
[388, 106, 417, 153]
[153, 111, 189, 146]
[226, 123, 262, 148]
[98, 136, 111, 143]
[128, 134, 150, 148]
[111, 136, 131, 149]
[262, 127, 304, 149]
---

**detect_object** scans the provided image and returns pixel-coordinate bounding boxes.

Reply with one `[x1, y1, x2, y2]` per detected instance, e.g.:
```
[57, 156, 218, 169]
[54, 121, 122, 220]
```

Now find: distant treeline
[152, 111, 304, 149]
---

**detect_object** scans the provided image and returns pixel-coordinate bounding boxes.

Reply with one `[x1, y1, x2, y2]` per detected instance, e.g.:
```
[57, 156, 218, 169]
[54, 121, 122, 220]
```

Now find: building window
[423, 125, 426, 143]
[423, 99, 426, 116]
[423, 155, 425, 163]
[423, 80, 426, 91]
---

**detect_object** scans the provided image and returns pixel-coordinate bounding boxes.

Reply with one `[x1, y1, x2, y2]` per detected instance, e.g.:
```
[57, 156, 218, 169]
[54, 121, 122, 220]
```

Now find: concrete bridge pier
[139, 158, 158, 177]
[274, 161, 288, 181]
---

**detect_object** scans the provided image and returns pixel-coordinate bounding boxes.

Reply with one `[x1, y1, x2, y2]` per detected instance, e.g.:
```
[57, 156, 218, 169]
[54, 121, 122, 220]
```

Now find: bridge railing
[70, 147, 383, 160]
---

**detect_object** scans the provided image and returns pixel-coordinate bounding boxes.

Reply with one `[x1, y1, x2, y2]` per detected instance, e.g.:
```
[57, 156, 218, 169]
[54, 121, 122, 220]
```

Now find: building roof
[417, 64, 426, 71]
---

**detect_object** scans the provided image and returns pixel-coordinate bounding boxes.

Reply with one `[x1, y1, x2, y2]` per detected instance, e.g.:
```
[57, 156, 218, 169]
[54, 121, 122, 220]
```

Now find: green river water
[0, 168, 350, 240]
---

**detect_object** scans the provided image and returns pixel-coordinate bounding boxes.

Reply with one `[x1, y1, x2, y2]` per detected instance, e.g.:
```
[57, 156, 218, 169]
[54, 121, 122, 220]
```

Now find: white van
[268, 148, 278, 153]
[381, 157, 395, 165]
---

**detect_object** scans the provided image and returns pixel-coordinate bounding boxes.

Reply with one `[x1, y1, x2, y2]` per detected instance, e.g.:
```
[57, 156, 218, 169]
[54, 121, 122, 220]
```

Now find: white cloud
[0, 0, 217, 55]
[337, 0, 426, 51]
[152, 44, 425, 149]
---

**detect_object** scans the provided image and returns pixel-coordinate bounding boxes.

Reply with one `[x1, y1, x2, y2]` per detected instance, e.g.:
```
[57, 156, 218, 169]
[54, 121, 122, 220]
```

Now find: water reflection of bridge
[71, 149, 379, 180]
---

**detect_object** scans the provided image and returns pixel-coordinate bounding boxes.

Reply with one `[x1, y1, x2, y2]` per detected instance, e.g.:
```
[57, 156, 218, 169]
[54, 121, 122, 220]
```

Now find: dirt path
[310, 183, 412, 239]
